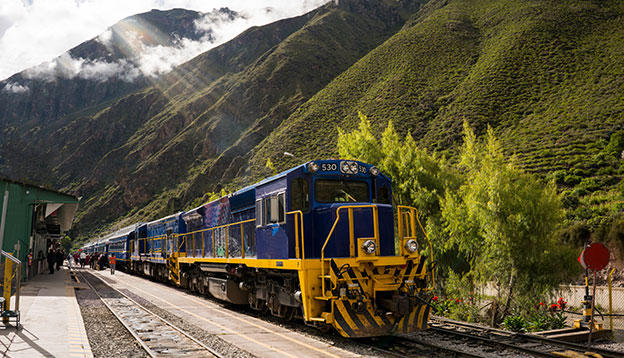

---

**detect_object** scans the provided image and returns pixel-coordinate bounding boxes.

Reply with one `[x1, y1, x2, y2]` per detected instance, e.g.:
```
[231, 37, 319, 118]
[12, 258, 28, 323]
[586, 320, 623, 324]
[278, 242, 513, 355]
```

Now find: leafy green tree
[338, 112, 460, 272]
[61, 234, 72, 252]
[441, 122, 577, 323]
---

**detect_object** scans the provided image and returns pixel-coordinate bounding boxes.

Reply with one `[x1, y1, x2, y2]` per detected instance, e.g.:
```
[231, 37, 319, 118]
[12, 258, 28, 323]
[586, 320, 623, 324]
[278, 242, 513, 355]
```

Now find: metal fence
[558, 270, 624, 342]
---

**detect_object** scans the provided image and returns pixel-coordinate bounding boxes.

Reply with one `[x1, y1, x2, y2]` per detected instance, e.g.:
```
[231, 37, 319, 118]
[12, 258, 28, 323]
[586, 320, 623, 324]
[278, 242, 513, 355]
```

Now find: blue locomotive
[84, 160, 434, 337]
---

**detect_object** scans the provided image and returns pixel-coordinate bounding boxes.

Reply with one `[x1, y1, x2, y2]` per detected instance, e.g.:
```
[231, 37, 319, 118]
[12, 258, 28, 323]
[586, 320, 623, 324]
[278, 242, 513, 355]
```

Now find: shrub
[562, 190, 579, 209]
[502, 313, 527, 332]
[564, 175, 582, 185]
[578, 177, 600, 191]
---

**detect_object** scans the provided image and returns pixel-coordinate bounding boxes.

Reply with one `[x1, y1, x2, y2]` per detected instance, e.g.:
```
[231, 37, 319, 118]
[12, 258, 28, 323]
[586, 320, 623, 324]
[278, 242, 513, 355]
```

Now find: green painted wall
[0, 179, 78, 279]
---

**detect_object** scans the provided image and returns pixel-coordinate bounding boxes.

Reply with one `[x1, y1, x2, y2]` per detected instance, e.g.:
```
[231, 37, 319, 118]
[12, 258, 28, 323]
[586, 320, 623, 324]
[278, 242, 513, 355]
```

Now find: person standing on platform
[109, 254, 116, 275]
[79, 251, 86, 268]
[56, 249, 64, 270]
[98, 254, 107, 271]
[47, 249, 55, 274]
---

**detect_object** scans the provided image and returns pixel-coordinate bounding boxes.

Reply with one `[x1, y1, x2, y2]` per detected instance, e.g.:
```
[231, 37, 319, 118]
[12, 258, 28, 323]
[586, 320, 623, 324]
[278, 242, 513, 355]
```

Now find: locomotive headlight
[405, 239, 418, 253]
[361, 239, 377, 255]
[369, 166, 379, 176]
[308, 162, 319, 173]
[340, 161, 351, 174]
[349, 161, 358, 174]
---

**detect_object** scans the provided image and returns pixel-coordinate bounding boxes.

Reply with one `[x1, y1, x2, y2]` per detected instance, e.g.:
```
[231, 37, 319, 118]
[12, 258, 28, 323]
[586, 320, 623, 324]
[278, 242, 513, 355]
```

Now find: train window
[264, 197, 271, 225]
[377, 186, 391, 204]
[290, 178, 309, 212]
[277, 193, 285, 223]
[255, 199, 263, 227]
[315, 180, 369, 203]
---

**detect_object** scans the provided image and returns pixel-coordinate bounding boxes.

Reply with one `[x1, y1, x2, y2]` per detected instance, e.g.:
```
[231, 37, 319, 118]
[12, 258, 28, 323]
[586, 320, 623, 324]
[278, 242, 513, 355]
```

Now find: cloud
[0, 0, 329, 81]
[1, 82, 29, 94]
[22, 53, 141, 82]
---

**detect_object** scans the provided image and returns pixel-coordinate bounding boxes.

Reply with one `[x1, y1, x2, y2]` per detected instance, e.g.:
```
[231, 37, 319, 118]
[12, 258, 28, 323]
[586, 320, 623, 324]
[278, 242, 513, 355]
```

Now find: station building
[0, 177, 79, 280]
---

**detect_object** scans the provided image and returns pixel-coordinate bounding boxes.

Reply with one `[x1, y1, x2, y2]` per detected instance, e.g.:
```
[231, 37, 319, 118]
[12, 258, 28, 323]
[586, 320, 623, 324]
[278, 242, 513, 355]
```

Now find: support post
[2, 253, 13, 323]
[0, 184, 9, 251]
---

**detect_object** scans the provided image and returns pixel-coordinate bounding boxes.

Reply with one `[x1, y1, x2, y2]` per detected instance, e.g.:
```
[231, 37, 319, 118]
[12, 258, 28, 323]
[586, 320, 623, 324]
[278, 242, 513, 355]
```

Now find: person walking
[109, 254, 116, 275]
[47, 249, 55, 274]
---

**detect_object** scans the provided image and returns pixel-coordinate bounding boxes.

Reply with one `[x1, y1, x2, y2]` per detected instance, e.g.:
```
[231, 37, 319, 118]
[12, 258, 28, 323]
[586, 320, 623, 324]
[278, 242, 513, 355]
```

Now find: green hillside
[65, 0, 414, 235]
[248, 0, 624, 235]
[2, 0, 623, 243]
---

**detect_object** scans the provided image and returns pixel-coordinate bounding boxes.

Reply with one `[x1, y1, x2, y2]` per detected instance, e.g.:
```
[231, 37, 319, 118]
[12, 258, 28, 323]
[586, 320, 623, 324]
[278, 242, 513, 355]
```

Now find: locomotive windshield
[314, 179, 369, 203]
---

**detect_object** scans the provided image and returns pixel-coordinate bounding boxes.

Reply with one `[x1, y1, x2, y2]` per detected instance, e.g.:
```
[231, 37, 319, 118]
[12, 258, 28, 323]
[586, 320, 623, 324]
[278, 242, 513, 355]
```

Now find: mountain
[0, 0, 418, 235]
[0, 9, 234, 127]
[1, 0, 623, 240]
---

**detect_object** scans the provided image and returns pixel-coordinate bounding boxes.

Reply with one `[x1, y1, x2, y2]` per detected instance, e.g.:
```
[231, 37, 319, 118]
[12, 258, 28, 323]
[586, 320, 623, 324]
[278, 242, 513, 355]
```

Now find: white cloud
[1, 82, 29, 94]
[0, 0, 328, 81]
[22, 53, 142, 82]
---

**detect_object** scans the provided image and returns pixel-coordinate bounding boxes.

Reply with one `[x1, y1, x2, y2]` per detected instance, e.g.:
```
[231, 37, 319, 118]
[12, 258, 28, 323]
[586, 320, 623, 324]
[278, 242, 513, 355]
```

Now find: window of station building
[377, 185, 391, 204]
[290, 178, 309, 212]
[315, 180, 369, 203]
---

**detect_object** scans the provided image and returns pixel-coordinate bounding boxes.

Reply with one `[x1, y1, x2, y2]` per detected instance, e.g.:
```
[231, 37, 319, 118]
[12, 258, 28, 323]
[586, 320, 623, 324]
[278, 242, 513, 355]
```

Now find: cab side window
[290, 178, 309, 212]
[377, 186, 391, 204]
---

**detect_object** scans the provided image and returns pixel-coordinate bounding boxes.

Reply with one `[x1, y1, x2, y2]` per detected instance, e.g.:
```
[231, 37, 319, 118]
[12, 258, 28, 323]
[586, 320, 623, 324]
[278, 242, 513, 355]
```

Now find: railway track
[429, 316, 624, 358]
[75, 269, 223, 358]
[361, 335, 488, 357]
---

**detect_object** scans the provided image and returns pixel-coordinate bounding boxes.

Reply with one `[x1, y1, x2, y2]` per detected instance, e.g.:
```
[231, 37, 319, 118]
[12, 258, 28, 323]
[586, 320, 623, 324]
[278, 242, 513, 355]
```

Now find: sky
[0, 0, 328, 81]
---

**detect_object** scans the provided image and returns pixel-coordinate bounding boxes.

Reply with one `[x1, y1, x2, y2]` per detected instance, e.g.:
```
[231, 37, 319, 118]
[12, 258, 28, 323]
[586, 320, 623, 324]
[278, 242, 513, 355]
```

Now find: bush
[502, 313, 527, 332]
[572, 168, 590, 177]
[578, 177, 600, 192]
[564, 175, 582, 185]
[502, 299, 568, 333]
[562, 190, 579, 209]
[548, 170, 567, 184]
[571, 187, 589, 197]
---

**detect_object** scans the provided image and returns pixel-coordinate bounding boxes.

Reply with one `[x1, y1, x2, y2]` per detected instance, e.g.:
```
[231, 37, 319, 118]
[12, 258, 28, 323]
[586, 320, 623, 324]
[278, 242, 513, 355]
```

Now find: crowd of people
[69, 251, 116, 274]
[45, 248, 66, 274]
[43, 247, 117, 275]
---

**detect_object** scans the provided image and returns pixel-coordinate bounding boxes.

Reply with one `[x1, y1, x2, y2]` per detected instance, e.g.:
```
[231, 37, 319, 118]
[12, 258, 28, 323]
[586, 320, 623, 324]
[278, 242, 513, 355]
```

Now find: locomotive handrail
[320, 204, 380, 299]
[286, 210, 305, 260]
[397, 205, 435, 291]
[173, 219, 255, 259]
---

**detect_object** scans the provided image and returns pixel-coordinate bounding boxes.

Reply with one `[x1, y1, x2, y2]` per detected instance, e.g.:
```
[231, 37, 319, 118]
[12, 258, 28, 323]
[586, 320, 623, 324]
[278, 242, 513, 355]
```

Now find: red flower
[539, 302, 544, 306]
[551, 303, 559, 310]
[455, 298, 461, 303]
[432, 295, 438, 301]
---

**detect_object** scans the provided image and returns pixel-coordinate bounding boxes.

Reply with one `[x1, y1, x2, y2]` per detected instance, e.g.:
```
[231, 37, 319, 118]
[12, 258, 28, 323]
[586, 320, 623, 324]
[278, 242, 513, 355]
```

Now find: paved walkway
[0, 265, 92, 357]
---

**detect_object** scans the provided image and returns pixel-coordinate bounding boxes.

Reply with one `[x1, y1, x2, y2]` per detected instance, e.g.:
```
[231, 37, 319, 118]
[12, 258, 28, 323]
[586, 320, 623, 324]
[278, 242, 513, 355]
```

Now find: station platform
[0, 265, 93, 357]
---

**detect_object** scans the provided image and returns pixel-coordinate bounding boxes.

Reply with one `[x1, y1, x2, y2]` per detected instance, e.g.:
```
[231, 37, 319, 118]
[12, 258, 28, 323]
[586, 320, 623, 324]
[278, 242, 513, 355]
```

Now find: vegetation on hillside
[251, 0, 624, 255]
[339, 114, 580, 325]
[1, 0, 623, 254]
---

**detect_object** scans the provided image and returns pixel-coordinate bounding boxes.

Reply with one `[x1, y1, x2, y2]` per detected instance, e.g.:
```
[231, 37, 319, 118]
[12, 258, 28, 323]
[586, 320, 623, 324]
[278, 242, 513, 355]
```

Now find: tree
[337, 112, 459, 267]
[441, 122, 576, 322]
[61, 234, 72, 252]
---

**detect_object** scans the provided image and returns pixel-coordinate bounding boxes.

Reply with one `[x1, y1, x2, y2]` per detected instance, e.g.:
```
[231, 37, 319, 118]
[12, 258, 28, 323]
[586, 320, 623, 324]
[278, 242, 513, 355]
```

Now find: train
[82, 159, 435, 338]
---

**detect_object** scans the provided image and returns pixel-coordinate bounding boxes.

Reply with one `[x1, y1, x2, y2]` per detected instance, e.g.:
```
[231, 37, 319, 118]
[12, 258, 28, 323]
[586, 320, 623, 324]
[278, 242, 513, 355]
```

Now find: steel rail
[430, 316, 623, 358]
[76, 269, 159, 358]
[429, 326, 554, 358]
[358, 335, 487, 358]
[76, 269, 223, 358]
[403, 336, 487, 358]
